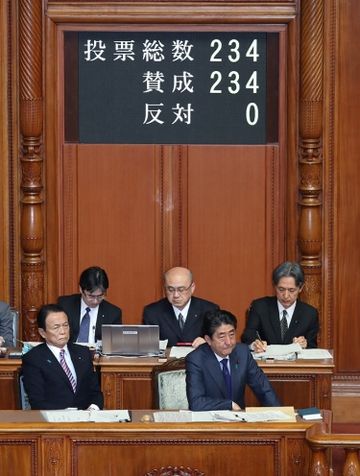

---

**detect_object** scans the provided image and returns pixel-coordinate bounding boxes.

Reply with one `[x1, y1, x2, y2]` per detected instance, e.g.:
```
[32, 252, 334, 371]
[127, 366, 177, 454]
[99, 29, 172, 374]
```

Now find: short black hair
[202, 309, 237, 338]
[272, 261, 305, 287]
[37, 304, 68, 330]
[79, 266, 109, 292]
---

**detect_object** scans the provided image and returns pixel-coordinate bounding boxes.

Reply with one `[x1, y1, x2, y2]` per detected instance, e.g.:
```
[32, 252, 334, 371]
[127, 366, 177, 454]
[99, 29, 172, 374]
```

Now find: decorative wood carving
[145, 467, 205, 476]
[298, 0, 324, 319]
[19, 0, 43, 340]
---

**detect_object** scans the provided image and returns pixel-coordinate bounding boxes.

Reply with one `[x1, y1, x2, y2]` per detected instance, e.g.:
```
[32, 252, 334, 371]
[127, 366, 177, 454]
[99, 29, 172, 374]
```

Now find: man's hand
[232, 401, 241, 411]
[191, 336, 206, 348]
[293, 336, 307, 348]
[252, 339, 267, 353]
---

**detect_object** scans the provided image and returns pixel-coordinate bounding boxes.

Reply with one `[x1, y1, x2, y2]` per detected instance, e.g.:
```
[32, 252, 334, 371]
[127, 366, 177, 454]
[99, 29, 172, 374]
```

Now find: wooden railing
[306, 422, 360, 475]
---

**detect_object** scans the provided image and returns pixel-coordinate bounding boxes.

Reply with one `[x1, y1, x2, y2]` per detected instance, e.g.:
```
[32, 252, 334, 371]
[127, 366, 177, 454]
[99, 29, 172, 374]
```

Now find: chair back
[152, 358, 188, 410]
[9, 308, 19, 347]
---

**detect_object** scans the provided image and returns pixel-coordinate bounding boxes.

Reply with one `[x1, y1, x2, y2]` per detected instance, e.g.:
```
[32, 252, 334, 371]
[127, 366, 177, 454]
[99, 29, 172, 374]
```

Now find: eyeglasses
[83, 290, 106, 301]
[276, 286, 300, 294]
[165, 283, 193, 294]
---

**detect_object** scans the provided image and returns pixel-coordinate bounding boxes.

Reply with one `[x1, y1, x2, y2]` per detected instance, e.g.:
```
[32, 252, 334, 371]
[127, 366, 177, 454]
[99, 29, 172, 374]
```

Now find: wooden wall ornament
[19, 0, 44, 340]
[298, 0, 324, 322]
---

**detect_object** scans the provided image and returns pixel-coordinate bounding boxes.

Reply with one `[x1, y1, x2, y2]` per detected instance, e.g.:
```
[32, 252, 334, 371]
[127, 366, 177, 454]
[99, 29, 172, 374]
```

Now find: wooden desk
[100, 355, 334, 410]
[0, 358, 21, 409]
[0, 410, 331, 476]
[0, 355, 334, 411]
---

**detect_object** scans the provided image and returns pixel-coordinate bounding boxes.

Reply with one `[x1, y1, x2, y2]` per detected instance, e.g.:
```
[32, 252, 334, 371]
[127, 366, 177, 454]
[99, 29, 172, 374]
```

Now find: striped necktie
[280, 309, 288, 341]
[59, 348, 77, 393]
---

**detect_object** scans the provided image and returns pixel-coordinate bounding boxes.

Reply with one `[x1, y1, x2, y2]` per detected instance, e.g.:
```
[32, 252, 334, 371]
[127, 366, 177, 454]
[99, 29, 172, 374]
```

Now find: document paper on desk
[297, 349, 332, 359]
[41, 409, 130, 423]
[253, 343, 302, 359]
[212, 407, 296, 422]
[169, 346, 194, 358]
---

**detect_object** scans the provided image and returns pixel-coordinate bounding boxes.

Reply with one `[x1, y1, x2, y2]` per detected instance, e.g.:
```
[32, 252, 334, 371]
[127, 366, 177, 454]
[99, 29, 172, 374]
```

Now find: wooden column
[19, 0, 44, 340]
[298, 0, 324, 316]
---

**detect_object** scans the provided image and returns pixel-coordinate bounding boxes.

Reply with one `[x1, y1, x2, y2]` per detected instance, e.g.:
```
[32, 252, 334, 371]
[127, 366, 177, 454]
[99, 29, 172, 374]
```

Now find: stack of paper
[41, 409, 130, 423]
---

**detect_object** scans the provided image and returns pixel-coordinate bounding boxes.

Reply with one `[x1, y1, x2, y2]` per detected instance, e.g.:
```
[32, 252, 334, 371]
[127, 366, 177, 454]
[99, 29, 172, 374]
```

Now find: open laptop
[101, 324, 160, 357]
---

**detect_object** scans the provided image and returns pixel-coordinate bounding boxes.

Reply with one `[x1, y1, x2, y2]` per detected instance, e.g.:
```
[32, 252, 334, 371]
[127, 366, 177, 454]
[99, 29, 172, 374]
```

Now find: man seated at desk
[186, 309, 280, 411]
[241, 261, 319, 353]
[0, 300, 14, 349]
[22, 304, 104, 410]
[58, 266, 122, 344]
[142, 266, 219, 348]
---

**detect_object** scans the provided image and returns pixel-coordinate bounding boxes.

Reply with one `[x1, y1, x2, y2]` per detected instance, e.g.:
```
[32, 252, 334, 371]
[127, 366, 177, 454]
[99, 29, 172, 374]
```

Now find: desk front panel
[100, 357, 334, 411]
[0, 410, 321, 476]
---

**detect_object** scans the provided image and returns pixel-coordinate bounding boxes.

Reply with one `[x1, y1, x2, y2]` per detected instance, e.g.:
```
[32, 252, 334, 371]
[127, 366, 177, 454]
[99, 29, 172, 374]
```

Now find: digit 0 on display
[64, 31, 279, 144]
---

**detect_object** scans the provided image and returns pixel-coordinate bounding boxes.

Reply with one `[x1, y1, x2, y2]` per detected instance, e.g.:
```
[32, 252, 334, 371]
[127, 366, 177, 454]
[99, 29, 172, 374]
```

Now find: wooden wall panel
[60, 144, 162, 322]
[186, 145, 283, 328]
[334, 0, 360, 373]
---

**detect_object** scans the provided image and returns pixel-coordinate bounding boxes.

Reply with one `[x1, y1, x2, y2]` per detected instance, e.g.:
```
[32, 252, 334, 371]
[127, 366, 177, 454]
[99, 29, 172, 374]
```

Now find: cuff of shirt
[88, 404, 100, 411]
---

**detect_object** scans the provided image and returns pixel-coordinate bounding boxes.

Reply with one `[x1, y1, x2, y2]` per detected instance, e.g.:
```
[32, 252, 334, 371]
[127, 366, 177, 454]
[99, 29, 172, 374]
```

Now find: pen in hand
[255, 331, 266, 352]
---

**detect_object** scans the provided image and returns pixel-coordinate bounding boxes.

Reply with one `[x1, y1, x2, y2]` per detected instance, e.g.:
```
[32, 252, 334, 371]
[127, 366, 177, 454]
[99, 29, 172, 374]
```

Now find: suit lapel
[288, 300, 301, 334]
[164, 301, 182, 339]
[42, 345, 74, 391]
[204, 347, 227, 398]
[71, 296, 82, 338]
[95, 301, 106, 337]
[269, 298, 282, 340]
[183, 299, 201, 331]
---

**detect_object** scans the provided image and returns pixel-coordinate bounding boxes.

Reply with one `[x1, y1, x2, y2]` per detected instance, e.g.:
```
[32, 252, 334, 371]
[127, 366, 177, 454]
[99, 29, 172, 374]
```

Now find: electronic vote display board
[64, 31, 279, 145]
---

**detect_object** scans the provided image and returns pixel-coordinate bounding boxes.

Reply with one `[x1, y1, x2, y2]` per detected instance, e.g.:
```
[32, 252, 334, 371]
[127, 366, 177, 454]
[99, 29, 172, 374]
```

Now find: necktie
[178, 313, 185, 330]
[77, 307, 91, 342]
[280, 309, 288, 341]
[59, 349, 77, 393]
[220, 359, 232, 400]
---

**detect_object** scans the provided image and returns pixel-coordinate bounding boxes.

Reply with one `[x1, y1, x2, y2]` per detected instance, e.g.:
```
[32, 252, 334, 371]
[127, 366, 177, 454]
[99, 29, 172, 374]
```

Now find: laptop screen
[101, 325, 160, 356]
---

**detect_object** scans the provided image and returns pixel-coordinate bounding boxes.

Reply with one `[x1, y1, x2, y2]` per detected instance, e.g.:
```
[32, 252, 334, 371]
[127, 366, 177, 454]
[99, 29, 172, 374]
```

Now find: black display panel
[65, 31, 278, 144]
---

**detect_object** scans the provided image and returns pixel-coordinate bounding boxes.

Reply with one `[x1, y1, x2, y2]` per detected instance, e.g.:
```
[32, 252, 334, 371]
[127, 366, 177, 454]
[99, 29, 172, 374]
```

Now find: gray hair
[272, 261, 304, 287]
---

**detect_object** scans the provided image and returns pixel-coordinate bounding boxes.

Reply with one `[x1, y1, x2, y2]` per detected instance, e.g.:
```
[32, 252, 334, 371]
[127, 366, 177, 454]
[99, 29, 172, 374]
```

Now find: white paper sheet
[41, 409, 130, 423]
[297, 348, 332, 359]
[169, 346, 194, 358]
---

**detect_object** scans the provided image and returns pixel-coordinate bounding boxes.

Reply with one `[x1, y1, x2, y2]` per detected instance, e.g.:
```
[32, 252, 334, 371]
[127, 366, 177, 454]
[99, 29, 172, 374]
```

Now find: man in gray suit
[143, 267, 219, 348]
[0, 301, 14, 348]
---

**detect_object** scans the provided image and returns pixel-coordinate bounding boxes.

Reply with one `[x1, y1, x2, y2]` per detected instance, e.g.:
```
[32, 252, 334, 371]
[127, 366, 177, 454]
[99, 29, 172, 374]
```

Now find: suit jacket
[142, 297, 219, 347]
[0, 301, 13, 348]
[57, 294, 122, 342]
[241, 296, 319, 348]
[185, 343, 280, 411]
[22, 342, 104, 410]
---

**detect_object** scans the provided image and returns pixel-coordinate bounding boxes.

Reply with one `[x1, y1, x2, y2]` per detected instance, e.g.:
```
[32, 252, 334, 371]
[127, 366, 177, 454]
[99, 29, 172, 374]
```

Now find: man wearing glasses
[142, 266, 219, 347]
[241, 261, 319, 352]
[58, 266, 122, 344]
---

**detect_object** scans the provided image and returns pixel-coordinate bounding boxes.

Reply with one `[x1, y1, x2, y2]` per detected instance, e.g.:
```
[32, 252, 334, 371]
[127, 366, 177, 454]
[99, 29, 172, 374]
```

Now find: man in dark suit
[0, 300, 14, 349]
[22, 304, 104, 410]
[143, 267, 219, 347]
[186, 309, 280, 411]
[241, 261, 319, 352]
[58, 266, 122, 343]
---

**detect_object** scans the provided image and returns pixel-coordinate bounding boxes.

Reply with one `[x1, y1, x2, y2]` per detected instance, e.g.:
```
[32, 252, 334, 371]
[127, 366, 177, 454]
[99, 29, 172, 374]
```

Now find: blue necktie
[77, 307, 91, 342]
[220, 358, 232, 400]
